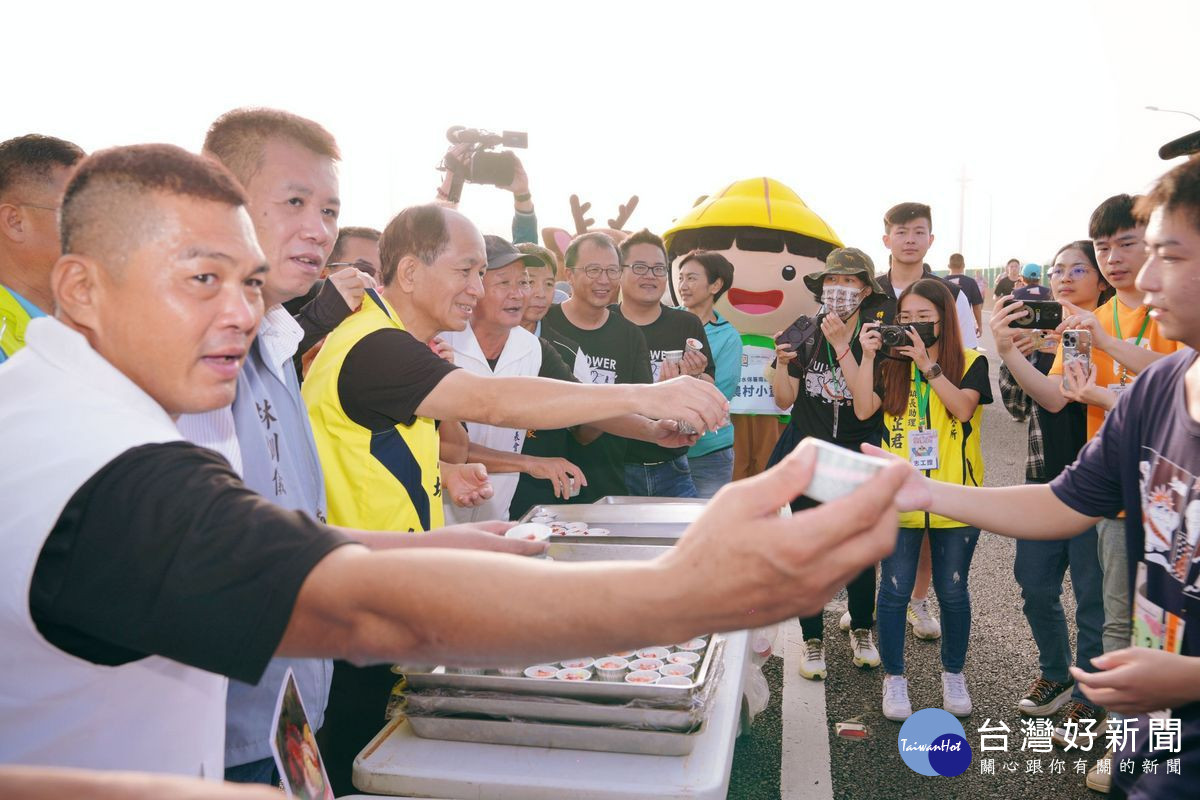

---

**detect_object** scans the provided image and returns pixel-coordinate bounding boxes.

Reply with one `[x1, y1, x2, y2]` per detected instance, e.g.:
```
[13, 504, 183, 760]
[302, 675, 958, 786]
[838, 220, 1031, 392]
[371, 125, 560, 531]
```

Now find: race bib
[907, 429, 939, 470]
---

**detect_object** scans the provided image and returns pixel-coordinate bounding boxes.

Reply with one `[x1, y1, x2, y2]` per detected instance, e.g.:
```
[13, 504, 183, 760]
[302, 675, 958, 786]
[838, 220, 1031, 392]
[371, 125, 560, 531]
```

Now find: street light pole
[1145, 105, 1200, 124]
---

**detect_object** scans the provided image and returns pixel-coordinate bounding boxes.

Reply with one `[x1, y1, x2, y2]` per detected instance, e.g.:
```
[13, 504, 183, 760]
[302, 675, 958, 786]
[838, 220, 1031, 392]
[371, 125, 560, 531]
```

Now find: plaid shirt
[998, 361, 1045, 482]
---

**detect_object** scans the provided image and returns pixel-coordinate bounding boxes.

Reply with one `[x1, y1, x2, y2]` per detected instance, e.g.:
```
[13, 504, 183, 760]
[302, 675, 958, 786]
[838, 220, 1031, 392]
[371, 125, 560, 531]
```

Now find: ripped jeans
[878, 526, 979, 676]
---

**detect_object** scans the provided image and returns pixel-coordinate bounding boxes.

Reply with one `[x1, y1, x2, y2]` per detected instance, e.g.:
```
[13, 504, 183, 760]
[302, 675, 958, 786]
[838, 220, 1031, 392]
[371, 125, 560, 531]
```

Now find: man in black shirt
[615, 229, 716, 498]
[944, 253, 983, 337]
[995, 258, 1021, 298]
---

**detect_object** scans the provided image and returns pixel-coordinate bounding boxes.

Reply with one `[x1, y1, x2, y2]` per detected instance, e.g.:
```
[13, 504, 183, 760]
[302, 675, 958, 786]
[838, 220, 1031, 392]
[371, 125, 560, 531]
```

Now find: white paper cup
[662, 350, 684, 364]
[625, 669, 661, 684]
[657, 675, 693, 687]
[628, 658, 664, 672]
[637, 647, 670, 661]
[660, 663, 695, 678]
[524, 665, 559, 680]
[555, 667, 592, 681]
[497, 667, 525, 677]
[505, 523, 552, 542]
[559, 657, 594, 670]
[667, 651, 701, 666]
[594, 657, 629, 681]
[675, 637, 707, 652]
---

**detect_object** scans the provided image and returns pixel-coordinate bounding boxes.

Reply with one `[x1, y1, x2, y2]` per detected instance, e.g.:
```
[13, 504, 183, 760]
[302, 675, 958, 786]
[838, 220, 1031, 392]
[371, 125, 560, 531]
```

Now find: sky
[7, 0, 1198, 272]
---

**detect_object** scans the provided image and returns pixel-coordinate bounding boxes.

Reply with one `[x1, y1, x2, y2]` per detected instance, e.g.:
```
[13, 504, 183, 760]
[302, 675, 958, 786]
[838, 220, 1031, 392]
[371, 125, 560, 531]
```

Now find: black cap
[484, 234, 543, 271]
[1160, 130, 1200, 160]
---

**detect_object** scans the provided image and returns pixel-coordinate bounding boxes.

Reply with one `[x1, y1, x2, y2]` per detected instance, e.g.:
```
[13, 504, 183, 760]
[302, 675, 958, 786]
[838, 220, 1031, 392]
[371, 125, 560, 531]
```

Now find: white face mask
[821, 284, 864, 319]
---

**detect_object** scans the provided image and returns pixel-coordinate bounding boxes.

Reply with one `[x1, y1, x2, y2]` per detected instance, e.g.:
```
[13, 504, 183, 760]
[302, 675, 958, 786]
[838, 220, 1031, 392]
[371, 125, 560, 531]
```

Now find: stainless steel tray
[517, 502, 704, 541]
[403, 692, 700, 731]
[401, 636, 723, 705]
[407, 714, 702, 756]
[594, 495, 707, 505]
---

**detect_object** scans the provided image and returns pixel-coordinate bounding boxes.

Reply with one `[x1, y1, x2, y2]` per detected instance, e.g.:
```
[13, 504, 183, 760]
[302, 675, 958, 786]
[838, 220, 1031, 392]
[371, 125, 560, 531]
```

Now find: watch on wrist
[922, 363, 943, 380]
[513, 192, 532, 203]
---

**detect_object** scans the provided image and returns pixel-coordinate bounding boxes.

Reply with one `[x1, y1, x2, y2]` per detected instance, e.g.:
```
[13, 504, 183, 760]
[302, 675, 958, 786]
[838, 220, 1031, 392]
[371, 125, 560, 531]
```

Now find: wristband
[836, 347, 851, 362]
[513, 192, 532, 203]
[921, 363, 943, 380]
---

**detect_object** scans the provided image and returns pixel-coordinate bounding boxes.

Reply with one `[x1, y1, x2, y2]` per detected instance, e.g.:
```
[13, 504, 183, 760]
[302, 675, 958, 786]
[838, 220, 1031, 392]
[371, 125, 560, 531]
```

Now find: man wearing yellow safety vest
[0, 135, 84, 364]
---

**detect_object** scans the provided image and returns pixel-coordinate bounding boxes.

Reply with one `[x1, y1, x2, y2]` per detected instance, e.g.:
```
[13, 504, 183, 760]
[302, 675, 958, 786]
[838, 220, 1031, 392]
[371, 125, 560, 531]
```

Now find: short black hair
[0, 134, 85, 197]
[618, 228, 666, 264]
[1088, 194, 1143, 240]
[665, 225, 835, 262]
[678, 249, 735, 304]
[378, 205, 449, 286]
[564, 231, 618, 269]
[883, 202, 932, 232]
[61, 144, 246, 257]
[1136, 159, 1200, 235]
[331, 226, 381, 262]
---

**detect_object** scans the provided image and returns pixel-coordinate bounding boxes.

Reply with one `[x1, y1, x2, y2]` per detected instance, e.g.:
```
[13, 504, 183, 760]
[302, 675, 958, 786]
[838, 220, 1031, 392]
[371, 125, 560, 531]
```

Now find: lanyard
[823, 320, 862, 400]
[912, 363, 931, 431]
[1113, 301, 1150, 386]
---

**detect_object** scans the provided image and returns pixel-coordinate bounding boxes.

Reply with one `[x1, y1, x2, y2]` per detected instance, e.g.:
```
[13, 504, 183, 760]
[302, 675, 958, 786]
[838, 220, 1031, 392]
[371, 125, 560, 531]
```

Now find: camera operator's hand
[1058, 307, 1112, 353]
[895, 328, 934, 372]
[326, 265, 378, 312]
[773, 331, 800, 367]
[436, 144, 474, 206]
[990, 296, 1027, 357]
[820, 313, 853, 351]
[858, 322, 883, 358]
[498, 153, 533, 213]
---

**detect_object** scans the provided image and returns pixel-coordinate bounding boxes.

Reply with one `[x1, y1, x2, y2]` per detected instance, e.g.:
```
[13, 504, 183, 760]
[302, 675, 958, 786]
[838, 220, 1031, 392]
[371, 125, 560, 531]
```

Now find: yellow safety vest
[882, 349, 985, 528]
[0, 285, 38, 360]
[302, 291, 444, 532]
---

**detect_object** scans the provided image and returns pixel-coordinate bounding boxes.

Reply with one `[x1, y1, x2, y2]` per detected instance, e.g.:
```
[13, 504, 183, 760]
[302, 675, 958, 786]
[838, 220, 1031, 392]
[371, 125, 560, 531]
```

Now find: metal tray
[516, 502, 704, 541]
[403, 692, 700, 731]
[407, 714, 702, 756]
[401, 636, 723, 706]
[594, 495, 707, 505]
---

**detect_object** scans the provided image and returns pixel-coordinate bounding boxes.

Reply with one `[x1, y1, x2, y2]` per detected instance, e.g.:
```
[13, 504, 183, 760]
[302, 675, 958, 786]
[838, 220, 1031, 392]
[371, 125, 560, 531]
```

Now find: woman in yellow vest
[850, 278, 992, 722]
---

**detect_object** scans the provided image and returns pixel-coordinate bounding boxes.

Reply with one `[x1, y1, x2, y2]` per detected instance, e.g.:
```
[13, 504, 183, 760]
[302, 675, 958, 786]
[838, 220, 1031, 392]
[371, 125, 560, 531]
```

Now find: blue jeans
[623, 455, 698, 498]
[225, 755, 279, 785]
[1013, 526, 1104, 699]
[688, 446, 734, 499]
[878, 526, 979, 675]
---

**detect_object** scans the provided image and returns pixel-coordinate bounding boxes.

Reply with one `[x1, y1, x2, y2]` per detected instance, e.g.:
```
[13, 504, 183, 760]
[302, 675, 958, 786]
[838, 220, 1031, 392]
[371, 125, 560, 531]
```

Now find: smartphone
[1005, 298, 1064, 330]
[774, 317, 814, 351]
[1061, 329, 1092, 391]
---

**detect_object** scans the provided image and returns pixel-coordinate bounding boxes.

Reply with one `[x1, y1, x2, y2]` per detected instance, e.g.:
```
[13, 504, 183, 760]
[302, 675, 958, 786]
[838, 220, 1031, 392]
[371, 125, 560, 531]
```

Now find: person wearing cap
[768, 246, 889, 680]
[1012, 263, 1052, 301]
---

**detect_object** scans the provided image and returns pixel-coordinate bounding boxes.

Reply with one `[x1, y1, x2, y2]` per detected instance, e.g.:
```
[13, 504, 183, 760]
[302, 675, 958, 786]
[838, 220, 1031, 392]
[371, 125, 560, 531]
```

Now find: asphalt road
[726, 317, 1103, 799]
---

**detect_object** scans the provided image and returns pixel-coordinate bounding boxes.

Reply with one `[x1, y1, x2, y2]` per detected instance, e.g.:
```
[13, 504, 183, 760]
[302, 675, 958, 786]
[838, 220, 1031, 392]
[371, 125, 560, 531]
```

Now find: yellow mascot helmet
[663, 177, 842, 251]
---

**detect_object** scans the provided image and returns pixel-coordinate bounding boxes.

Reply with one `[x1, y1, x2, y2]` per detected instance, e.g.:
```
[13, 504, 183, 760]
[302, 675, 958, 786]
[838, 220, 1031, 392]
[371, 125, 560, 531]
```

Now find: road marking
[781, 617, 834, 800]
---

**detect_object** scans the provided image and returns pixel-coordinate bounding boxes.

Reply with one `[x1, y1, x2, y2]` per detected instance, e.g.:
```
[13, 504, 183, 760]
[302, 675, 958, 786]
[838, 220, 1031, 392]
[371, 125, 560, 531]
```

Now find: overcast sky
[8, 0, 1198, 271]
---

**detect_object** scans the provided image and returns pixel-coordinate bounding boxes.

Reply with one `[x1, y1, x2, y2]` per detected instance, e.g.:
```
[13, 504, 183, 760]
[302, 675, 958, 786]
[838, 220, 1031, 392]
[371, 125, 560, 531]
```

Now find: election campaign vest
[303, 291, 444, 532]
[0, 318, 226, 776]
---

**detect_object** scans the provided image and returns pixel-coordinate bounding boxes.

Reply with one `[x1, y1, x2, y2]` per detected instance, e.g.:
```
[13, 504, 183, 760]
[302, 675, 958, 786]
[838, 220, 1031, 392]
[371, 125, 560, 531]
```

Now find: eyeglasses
[895, 314, 939, 324]
[327, 259, 379, 277]
[572, 265, 622, 281]
[18, 203, 58, 212]
[1047, 265, 1093, 281]
[626, 263, 668, 278]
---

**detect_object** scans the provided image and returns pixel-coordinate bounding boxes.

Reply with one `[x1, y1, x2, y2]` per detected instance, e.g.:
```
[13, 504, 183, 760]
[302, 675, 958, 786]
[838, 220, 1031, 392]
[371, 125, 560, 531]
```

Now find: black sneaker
[1018, 676, 1075, 716]
[1051, 700, 1103, 748]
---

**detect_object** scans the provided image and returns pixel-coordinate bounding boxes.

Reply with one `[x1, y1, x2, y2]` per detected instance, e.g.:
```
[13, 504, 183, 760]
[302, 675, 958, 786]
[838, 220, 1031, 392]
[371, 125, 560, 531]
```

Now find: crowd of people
[0, 107, 1197, 800]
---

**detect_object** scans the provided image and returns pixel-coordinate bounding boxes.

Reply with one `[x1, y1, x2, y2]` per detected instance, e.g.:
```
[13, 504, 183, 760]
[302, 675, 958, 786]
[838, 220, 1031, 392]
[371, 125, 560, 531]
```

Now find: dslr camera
[440, 126, 529, 202]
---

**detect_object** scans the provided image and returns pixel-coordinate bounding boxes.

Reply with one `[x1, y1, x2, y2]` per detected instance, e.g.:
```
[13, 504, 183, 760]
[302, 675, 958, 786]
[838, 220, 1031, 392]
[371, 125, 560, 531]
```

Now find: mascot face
[671, 243, 826, 335]
[664, 178, 843, 338]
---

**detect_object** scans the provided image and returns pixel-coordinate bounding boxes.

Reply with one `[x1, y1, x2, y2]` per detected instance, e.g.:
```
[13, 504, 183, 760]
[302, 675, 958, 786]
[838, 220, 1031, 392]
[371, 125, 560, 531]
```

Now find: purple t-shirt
[1050, 347, 1200, 795]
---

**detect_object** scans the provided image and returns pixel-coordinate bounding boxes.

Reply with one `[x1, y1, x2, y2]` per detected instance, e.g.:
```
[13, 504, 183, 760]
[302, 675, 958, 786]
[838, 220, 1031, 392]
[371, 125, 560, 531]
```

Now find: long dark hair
[880, 279, 965, 417]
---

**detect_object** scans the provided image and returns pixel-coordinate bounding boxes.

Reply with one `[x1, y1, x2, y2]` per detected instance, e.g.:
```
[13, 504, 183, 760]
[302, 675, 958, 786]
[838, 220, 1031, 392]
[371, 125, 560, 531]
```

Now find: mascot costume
[664, 178, 842, 480]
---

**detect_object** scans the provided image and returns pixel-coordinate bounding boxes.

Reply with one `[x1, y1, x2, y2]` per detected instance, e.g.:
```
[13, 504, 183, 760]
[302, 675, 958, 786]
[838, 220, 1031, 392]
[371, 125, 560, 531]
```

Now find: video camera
[440, 126, 529, 202]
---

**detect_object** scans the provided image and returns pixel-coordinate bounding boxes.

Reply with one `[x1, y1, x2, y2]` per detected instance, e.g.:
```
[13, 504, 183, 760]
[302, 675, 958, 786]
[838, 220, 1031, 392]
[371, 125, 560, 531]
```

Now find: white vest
[0, 318, 227, 777]
[441, 325, 543, 523]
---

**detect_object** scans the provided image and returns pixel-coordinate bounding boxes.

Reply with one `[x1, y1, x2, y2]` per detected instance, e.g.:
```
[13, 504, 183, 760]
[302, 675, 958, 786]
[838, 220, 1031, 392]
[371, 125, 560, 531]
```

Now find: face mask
[909, 321, 939, 348]
[821, 284, 864, 319]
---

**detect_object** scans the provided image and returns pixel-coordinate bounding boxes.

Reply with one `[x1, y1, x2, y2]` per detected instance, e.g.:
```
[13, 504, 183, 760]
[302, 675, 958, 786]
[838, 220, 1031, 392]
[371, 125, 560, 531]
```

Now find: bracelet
[921, 363, 944, 381]
[513, 192, 532, 202]
[835, 347, 851, 362]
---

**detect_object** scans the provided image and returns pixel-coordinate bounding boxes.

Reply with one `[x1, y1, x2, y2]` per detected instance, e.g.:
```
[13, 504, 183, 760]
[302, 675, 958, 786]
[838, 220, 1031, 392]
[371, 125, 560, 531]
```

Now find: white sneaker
[942, 671, 972, 716]
[882, 675, 913, 721]
[908, 599, 942, 640]
[798, 638, 827, 680]
[839, 610, 852, 631]
[1085, 748, 1113, 794]
[849, 629, 880, 668]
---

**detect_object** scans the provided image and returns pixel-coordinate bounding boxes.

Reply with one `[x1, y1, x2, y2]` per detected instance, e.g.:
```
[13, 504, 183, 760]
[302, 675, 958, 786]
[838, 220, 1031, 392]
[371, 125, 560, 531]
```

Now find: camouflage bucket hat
[802, 246, 884, 298]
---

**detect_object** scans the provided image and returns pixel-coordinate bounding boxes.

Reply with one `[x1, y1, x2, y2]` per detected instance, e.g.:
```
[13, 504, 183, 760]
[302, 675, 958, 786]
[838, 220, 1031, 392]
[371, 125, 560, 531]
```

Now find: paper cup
[675, 637, 708, 652]
[637, 647, 670, 661]
[629, 658, 664, 672]
[505, 523, 552, 542]
[559, 657, 594, 670]
[625, 669, 661, 684]
[524, 665, 559, 680]
[594, 657, 629, 681]
[660, 663, 695, 678]
[555, 667, 592, 681]
[667, 651, 701, 666]
[657, 675, 693, 687]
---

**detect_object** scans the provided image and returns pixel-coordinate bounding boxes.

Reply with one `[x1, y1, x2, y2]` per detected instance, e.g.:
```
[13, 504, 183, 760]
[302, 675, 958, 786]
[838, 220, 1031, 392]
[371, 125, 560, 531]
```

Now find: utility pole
[957, 165, 970, 254]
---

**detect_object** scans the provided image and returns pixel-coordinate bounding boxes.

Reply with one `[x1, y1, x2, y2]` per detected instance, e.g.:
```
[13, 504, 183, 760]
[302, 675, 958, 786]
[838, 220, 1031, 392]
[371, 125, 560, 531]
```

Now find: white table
[352, 630, 751, 799]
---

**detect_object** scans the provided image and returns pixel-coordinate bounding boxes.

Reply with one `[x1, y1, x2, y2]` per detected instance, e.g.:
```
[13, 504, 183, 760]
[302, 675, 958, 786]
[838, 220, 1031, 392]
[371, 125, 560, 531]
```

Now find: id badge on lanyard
[907, 366, 939, 470]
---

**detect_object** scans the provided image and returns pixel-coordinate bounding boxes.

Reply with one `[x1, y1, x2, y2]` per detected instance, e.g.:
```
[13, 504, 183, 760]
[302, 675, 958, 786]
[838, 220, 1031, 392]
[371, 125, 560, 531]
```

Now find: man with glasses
[541, 231, 656, 501]
[0, 134, 85, 363]
[615, 229, 715, 497]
